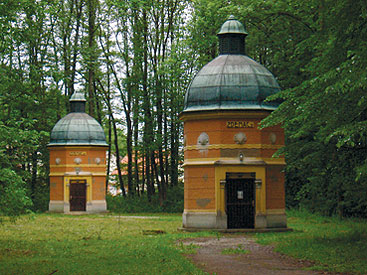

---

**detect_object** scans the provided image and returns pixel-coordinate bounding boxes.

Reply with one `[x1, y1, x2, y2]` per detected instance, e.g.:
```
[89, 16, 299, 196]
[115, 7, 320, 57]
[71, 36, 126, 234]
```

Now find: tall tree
[261, 0, 367, 217]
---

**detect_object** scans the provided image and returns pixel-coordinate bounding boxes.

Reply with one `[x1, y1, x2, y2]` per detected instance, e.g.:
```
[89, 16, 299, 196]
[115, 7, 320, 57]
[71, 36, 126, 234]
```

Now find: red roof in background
[111, 153, 161, 176]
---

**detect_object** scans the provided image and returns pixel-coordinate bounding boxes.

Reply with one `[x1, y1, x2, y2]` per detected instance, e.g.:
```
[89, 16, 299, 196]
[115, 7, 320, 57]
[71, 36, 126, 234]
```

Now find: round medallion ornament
[234, 132, 247, 144]
[197, 132, 209, 146]
[269, 133, 277, 144]
[55, 158, 61, 165]
[74, 157, 82, 164]
[95, 157, 101, 165]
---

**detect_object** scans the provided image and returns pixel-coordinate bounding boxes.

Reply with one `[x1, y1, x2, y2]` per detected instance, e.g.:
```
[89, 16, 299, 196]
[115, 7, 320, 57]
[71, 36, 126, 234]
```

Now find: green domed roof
[218, 15, 248, 35]
[48, 93, 108, 146]
[183, 55, 280, 112]
[182, 16, 280, 113]
[49, 113, 108, 146]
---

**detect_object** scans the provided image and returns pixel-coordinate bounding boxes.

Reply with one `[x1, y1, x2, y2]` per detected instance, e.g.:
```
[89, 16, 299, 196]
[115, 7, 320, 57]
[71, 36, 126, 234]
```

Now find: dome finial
[218, 15, 248, 35]
[70, 91, 86, 102]
[217, 15, 248, 55]
[70, 91, 86, 113]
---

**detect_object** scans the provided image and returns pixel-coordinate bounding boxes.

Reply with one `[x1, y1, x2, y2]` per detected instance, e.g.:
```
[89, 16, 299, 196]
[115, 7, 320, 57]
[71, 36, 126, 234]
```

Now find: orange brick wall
[183, 112, 285, 213]
[184, 149, 220, 159]
[261, 125, 284, 145]
[184, 118, 263, 147]
[184, 166, 215, 210]
[49, 146, 107, 202]
[184, 117, 284, 161]
[92, 176, 106, 200]
[266, 166, 285, 209]
[49, 176, 63, 200]
[49, 146, 107, 172]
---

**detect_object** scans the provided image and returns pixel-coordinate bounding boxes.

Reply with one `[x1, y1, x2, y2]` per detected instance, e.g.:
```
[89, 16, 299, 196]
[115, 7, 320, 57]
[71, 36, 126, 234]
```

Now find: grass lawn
[0, 213, 213, 274]
[255, 209, 367, 274]
[1, 210, 367, 274]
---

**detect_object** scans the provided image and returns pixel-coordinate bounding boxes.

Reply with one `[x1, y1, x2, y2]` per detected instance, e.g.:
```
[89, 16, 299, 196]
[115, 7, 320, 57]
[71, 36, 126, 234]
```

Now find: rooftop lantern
[48, 92, 108, 213]
[218, 14, 248, 55]
[180, 16, 287, 230]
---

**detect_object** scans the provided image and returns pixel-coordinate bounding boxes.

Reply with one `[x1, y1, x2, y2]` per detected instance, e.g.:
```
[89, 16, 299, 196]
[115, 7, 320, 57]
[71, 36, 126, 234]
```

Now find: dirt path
[181, 236, 347, 275]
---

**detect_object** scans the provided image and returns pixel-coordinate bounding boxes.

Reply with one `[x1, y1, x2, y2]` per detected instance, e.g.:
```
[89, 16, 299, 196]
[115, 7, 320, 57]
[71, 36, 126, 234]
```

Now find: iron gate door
[69, 180, 86, 211]
[226, 178, 255, 228]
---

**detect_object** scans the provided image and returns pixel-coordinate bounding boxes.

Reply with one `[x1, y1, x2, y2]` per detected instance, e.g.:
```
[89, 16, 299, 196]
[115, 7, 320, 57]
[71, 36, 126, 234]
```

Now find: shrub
[0, 168, 33, 221]
[107, 184, 184, 213]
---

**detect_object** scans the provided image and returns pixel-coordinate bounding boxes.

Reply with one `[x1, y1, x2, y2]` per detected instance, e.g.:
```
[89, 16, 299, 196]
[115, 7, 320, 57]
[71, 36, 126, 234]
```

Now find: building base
[48, 200, 107, 213]
[87, 200, 107, 213]
[183, 211, 227, 229]
[178, 227, 292, 233]
[48, 200, 66, 213]
[182, 210, 287, 229]
[266, 212, 287, 228]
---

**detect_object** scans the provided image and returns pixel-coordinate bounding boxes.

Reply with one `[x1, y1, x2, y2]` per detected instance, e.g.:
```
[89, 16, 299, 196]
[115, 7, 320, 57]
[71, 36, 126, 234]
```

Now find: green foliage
[256, 209, 367, 274]
[0, 169, 32, 221]
[189, 0, 316, 90]
[30, 183, 50, 213]
[258, 0, 367, 217]
[0, 0, 65, 216]
[0, 121, 38, 219]
[107, 184, 184, 213]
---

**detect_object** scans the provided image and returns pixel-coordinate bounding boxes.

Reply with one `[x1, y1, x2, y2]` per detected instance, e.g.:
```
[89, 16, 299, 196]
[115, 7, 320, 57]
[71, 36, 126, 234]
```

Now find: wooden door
[69, 180, 86, 211]
[226, 177, 255, 228]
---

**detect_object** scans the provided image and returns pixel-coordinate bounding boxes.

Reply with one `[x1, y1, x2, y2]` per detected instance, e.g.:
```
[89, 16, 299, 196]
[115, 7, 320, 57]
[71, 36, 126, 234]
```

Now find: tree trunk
[112, 115, 126, 197]
[105, 114, 112, 191]
[31, 151, 38, 200]
[87, 0, 97, 117]
[133, 97, 140, 195]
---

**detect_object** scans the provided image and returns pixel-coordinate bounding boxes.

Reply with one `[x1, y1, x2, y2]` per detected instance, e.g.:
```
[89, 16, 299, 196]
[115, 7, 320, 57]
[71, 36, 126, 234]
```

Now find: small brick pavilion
[180, 16, 287, 229]
[48, 92, 108, 213]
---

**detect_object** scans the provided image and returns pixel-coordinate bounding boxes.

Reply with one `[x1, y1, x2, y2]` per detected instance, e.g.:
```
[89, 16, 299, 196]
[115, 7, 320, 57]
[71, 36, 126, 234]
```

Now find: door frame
[225, 172, 255, 228]
[69, 179, 87, 211]
[215, 166, 266, 216]
[63, 175, 92, 212]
